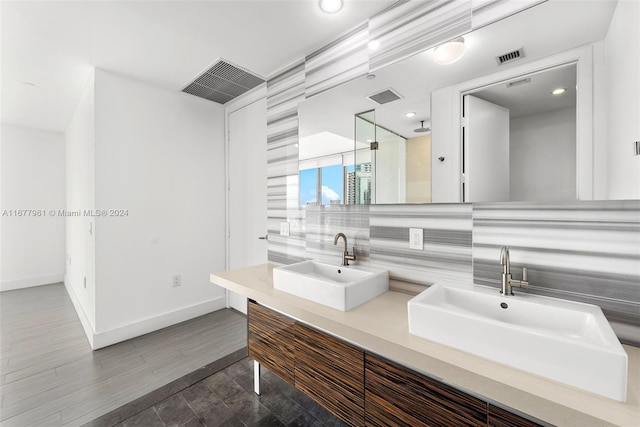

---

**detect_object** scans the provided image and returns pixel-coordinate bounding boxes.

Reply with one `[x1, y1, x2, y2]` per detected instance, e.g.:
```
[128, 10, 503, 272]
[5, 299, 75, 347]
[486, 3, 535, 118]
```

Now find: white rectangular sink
[273, 260, 389, 311]
[408, 282, 628, 401]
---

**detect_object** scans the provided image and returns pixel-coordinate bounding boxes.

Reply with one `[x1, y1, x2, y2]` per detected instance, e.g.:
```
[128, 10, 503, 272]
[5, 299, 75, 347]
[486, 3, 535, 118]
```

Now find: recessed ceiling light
[368, 40, 381, 50]
[405, 112, 416, 118]
[433, 37, 465, 65]
[551, 87, 566, 95]
[319, 0, 343, 14]
[366, 74, 376, 80]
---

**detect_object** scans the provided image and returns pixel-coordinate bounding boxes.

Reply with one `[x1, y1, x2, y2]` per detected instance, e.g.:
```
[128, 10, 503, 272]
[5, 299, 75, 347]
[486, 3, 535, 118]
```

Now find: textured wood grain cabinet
[295, 323, 365, 426]
[247, 300, 544, 427]
[365, 353, 488, 426]
[488, 404, 545, 427]
[247, 300, 295, 385]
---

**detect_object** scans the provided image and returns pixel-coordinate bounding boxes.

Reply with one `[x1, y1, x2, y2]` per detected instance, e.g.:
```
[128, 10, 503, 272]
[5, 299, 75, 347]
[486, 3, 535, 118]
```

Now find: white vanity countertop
[210, 263, 640, 427]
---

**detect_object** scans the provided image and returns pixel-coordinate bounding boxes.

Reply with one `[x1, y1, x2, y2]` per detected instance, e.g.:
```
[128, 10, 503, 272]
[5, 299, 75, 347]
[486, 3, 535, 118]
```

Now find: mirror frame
[440, 45, 594, 203]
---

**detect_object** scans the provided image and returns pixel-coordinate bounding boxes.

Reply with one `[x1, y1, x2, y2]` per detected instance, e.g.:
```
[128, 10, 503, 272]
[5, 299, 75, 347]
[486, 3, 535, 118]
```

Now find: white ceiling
[0, 0, 395, 132]
[473, 63, 577, 118]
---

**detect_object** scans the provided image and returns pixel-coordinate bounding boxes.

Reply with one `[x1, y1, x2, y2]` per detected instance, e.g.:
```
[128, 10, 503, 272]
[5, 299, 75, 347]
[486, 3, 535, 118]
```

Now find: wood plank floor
[0, 283, 247, 426]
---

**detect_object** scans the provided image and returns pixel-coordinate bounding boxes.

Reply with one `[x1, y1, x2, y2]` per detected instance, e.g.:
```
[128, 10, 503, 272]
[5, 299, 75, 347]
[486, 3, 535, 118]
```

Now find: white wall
[431, 86, 461, 203]
[226, 91, 268, 314]
[605, 0, 640, 199]
[0, 125, 65, 291]
[510, 107, 576, 201]
[64, 72, 97, 340]
[92, 69, 226, 347]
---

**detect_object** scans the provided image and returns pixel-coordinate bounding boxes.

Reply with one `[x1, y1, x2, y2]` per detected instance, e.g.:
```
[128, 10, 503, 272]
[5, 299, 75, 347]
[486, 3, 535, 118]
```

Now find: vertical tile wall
[304, 23, 369, 99]
[306, 205, 370, 265]
[369, 204, 472, 285]
[266, 61, 306, 264]
[368, 0, 472, 72]
[473, 200, 640, 344]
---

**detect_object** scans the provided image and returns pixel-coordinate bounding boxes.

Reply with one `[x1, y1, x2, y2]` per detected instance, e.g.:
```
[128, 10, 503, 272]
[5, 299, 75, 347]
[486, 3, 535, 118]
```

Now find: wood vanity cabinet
[247, 300, 544, 427]
[488, 404, 545, 427]
[247, 300, 295, 385]
[294, 323, 365, 426]
[365, 353, 487, 427]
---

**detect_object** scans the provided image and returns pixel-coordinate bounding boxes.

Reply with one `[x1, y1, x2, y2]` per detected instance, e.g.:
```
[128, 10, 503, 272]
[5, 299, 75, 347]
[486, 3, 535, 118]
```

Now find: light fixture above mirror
[432, 37, 465, 65]
[319, 0, 343, 14]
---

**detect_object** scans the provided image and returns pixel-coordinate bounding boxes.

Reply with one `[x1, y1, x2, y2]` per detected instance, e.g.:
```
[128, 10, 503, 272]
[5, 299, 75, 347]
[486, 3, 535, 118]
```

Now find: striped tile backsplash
[266, 60, 306, 264]
[305, 205, 370, 265]
[369, 204, 472, 285]
[473, 200, 640, 344]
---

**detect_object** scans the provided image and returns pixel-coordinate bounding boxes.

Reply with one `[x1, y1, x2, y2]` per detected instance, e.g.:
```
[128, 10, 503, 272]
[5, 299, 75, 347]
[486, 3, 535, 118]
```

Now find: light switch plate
[409, 228, 423, 250]
[280, 222, 290, 236]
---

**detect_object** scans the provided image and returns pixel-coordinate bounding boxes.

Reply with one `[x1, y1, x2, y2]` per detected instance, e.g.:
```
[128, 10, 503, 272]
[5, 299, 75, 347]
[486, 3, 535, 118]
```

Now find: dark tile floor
[112, 358, 347, 427]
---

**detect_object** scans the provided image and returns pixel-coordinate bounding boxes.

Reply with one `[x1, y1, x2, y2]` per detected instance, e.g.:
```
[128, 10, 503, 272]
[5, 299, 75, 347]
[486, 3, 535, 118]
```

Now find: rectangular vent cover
[182, 59, 265, 104]
[496, 48, 525, 65]
[506, 78, 531, 88]
[367, 88, 403, 105]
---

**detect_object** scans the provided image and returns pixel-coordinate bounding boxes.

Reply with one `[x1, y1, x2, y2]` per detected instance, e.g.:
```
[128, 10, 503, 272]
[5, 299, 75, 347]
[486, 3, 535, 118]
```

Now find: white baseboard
[92, 296, 227, 350]
[63, 277, 96, 349]
[1, 274, 64, 292]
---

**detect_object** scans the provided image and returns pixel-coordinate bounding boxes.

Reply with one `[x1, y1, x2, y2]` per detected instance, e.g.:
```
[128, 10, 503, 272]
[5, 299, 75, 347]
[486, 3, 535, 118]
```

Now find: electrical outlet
[172, 275, 182, 287]
[409, 228, 423, 250]
[280, 222, 290, 236]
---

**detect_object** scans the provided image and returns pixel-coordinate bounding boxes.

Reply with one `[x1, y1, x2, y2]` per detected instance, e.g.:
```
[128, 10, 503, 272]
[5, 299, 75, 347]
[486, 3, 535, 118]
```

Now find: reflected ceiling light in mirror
[433, 37, 465, 65]
[405, 112, 416, 118]
[368, 40, 381, 50]
[552, 87, 567, 95]
[319, 0, 343, 14]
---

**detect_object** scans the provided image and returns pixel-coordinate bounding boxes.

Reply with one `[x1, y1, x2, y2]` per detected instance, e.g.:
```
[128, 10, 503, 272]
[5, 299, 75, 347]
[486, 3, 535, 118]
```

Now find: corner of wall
[63, 276, 95, 349]
[91, 295, 227, 350]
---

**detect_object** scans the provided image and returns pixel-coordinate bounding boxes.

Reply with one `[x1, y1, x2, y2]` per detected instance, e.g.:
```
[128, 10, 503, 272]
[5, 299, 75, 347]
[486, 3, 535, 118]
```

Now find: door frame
[223, 84, 267, 310]
[451, 45, 594, 201]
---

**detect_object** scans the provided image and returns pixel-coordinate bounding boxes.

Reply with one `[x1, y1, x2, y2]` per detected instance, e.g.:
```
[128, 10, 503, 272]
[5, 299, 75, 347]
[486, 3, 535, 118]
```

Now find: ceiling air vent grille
[496, 48, 525, 66]
[182, 59, 265, 104]
[367, 88, 403, 105]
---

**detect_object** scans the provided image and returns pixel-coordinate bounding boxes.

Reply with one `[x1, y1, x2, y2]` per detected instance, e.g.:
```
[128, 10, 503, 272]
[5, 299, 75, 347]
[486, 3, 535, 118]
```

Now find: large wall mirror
[298, 0, 632, 205]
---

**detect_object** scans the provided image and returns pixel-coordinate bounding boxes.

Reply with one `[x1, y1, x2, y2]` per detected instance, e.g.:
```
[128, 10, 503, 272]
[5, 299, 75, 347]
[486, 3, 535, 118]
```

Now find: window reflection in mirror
[299, 161, 354, 206]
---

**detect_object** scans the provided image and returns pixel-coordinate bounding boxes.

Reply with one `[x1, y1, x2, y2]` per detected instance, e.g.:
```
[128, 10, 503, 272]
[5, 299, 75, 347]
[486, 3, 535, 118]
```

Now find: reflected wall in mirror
[298, 0, 634, 204]
[462, 64, 577, 202]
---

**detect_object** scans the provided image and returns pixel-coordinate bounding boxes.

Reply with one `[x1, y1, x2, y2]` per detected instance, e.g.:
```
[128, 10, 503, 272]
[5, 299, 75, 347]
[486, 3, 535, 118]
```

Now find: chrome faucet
[499, 246, 528, 295]
[334, 233, 356, 266]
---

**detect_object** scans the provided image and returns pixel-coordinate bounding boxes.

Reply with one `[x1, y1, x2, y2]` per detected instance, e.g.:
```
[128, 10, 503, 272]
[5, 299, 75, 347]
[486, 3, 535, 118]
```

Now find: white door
[227, 97, 267, 313]
[463, 95, 510, 202]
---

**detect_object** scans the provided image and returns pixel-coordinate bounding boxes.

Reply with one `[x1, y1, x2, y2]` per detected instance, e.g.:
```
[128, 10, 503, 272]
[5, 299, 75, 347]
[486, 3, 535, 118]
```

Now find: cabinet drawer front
[248, 301, 295, 385]
[488, 404, 546, 427]
[365, 354, 487, 427]
[295, 323, 365, 426]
